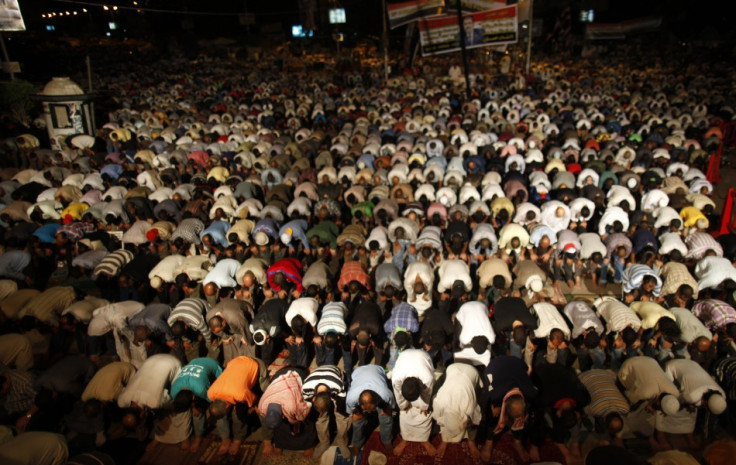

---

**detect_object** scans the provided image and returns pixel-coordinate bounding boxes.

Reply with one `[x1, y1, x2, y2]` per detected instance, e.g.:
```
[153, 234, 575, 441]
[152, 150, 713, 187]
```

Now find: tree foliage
[0, 79, 38, 127]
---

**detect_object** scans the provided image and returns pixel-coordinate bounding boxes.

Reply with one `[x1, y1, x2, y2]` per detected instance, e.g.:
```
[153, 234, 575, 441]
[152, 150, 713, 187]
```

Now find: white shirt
[437, 260, 472, 293]
[455, 301, 496, 367]
[390, 349, 435, 411]
[285, 297, 319, 327]
[432, 363, 482, 443]
[403, 261, 434, 316]
[117, 354, 181, 409]
[695, 256, 736, 291]
[539, 200, 571, 233]
[659, 232, 688, 255]
[665, 359, 724, 406]
[148, 255, 185, 283]
[641, 189, 669, 212]
[203, 258, 241, 288]
[671, 307, 712, 343]
[531, 302, 571, 338]
[569, 197, 595, 221]
[598, 206, 630, 236]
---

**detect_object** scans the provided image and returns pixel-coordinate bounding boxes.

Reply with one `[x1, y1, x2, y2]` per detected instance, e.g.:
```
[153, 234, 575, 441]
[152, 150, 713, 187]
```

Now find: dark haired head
[621, 326, 637, 347]
[584, 330, 600, 349]
[401, 377, 421, 402]
[173, 390, 194, 413]
[393, 331, 410, 350]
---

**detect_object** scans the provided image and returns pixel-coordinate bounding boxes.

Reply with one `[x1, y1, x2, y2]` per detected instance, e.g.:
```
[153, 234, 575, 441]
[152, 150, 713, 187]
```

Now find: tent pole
[525, 0, 534, 75]
[454, 0, 471, 99]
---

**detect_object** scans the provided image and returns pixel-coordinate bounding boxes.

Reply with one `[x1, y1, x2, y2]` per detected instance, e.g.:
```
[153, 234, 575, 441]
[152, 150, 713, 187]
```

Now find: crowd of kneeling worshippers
[1, 52, 736, 465]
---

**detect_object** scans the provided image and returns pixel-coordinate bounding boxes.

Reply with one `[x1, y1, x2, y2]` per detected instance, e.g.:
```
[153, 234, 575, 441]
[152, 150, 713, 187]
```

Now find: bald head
[242, 271, 255, 288]
[204, 282, 218, 297]
[695, 336, 712, 353]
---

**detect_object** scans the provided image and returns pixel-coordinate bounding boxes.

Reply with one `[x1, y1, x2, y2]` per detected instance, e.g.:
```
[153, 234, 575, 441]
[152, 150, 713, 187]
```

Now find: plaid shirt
[337, 260, 370, 291]
[57, 221, 96, 242]
[0, 370, 36, 415]
[692, 299, 736, 331]
[171, 218, 205, 244]
[659, 262, 699, 298]
[256, 370, 311, 424]
[384, 302, 420, 335]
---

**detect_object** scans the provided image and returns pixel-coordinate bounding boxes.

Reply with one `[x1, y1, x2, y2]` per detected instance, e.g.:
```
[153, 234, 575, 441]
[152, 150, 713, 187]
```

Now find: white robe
[432, 363, 482, 442]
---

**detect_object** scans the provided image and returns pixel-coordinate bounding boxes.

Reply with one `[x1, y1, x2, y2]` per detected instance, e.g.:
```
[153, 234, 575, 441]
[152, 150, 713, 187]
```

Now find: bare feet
[303, 447, 315, 458]
[262, 440, 276, 457]
[480, 441, 493, 463]
[436, 441, 448, 458]
[146, 439, 160, 453]
[179, 437, 190, 451]
[228, 439, 242, 455]
[529, 445, 540, 462]
[467, 440, 481, 459]
[190, 436, 202, 453]
[422, 441, 436, 456]
[217, 438, 231, 456]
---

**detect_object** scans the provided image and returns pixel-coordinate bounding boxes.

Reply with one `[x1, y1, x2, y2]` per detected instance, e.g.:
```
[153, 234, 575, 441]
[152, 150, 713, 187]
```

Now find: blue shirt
[201, 220, 231, 248]
[346, 365, 395, 414]
[279, 219, 309, 249]
[253, 217, 280, 239]
[33, 223, 61, 244]
[170, 357, 223, 401]
[383, 303, 420, 335]
[100, 164, 123, 180]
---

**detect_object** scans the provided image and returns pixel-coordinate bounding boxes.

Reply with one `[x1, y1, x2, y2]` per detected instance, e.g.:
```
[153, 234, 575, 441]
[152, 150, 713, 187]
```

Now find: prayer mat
[355, 431, 567, 465]
[138, 437, 260, 465]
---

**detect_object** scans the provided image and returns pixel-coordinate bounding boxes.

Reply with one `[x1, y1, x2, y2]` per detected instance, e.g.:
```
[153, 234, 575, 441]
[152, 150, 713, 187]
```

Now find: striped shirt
[171, 218, 205, 244]
[579, 369, 630, 417]
[691, 299, 736, 331]
[685, 232, 724, 260]
[256, 370, 311, 423]
[317, 302, 347, 335]
[18, 286, 76, 326]
[622, 264, 662, 296]
[168, 298, 211, 342]
[594, 296, 642, 332]
[714, 357, 736, 401]
[604, 233, 632, 258]
[301, 365, 346, 400]
[94, 249, 134, 278]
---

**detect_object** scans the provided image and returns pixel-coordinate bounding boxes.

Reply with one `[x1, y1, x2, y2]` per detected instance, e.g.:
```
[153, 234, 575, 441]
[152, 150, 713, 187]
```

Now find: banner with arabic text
[418, 5, 517, 56]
